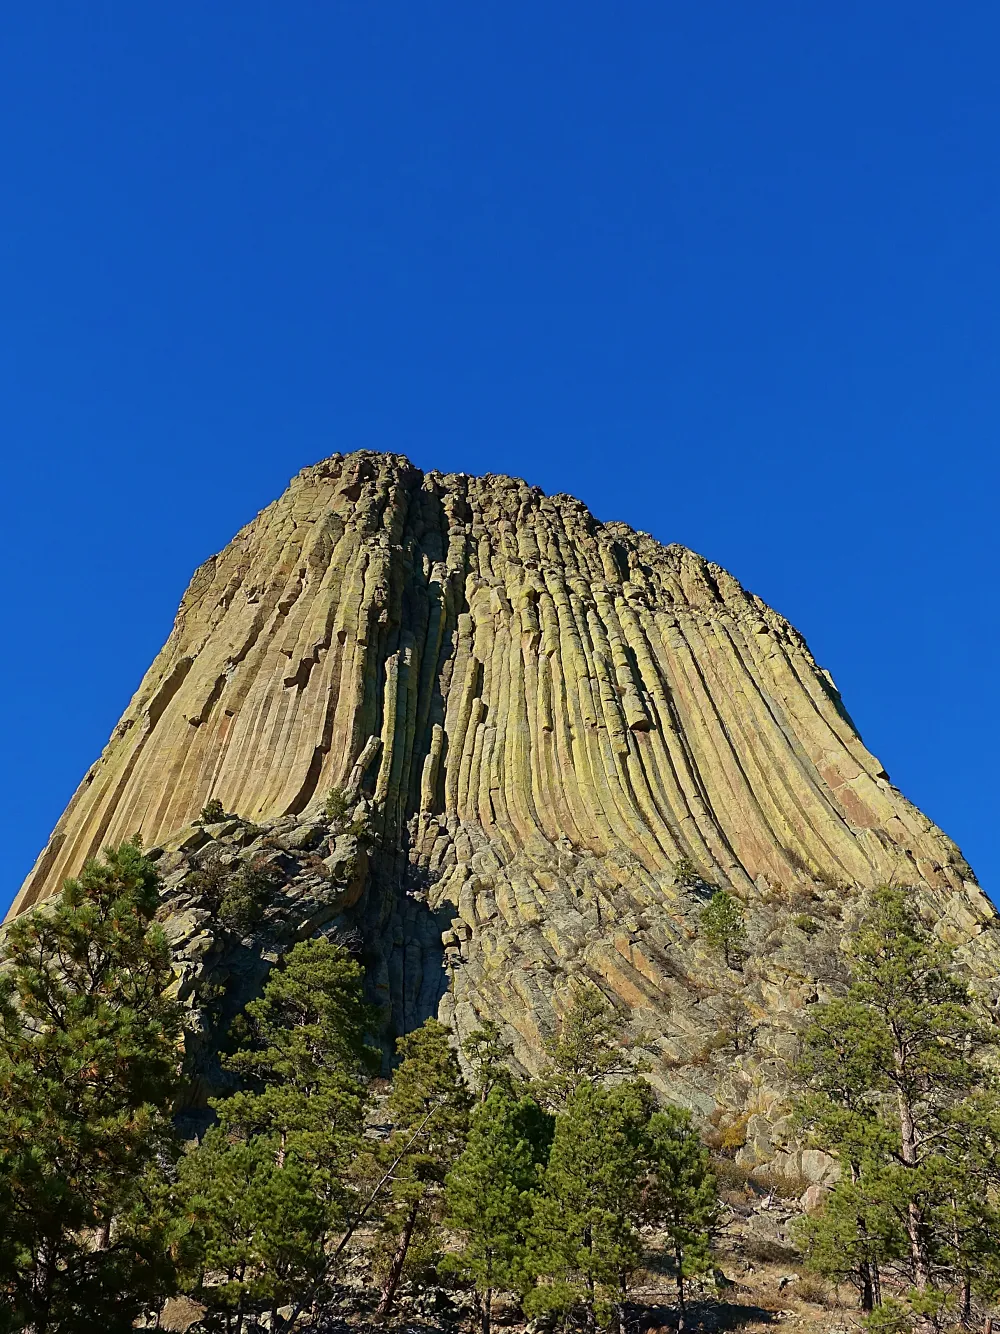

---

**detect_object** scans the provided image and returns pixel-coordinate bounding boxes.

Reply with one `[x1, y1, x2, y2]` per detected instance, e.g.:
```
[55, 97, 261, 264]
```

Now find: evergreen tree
[698, 890, 746, 966]
[463, 1018, 519, 1102]
[370, 1019, 471, 1321]
[794, 1173, 904, 1313]
[526, 1080, 655, 1332]
[443, 1088, 552, 1334]
[538, 988, 647, 1107]
[793, 982, 903, 1311]
[942, 1090, 1000, 1321]
[644, 1105, 719, 1330]
[175, 937, 378, 1333]
[794, 887, 997, 1332]
[0, 841, 183, 1334]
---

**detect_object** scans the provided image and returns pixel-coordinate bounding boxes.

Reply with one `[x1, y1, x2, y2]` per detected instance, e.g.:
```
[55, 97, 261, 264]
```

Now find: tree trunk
[852, 1165, 876, 1314]
[960, 1272, 972, 1324]
[479, 1286, 492, 1334]
[584, 1226, 596, 1334]
[376, 1199, 421, 1322]
[585, 1271, 597, 1334]
[951, 1202, 972, 1327]
[675, 1245, 686, 1331]
[858, 1261, 874, 1313]
[895, 1085, 933, 1314]
[35, 1239, 58, 1334]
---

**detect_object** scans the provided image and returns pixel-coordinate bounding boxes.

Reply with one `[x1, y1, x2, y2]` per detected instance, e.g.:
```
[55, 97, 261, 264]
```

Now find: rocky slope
[9, 451, 997, 1163]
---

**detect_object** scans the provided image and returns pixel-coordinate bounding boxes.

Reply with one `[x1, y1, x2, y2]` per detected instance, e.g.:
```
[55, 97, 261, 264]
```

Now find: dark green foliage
[699, 889, 747, 965]
[323, 787, 369, 837]
[463, 1018, 520, 1102]
[174, 938, 378, 1331]
[185, 851, 230, 906]
[173, 1141, 331, 1333]
[672, 855, 710, 889]
[538, 988, 647, 1107]
[368, 1019, 472, 1320]
[791, 913, 821, 936]
[187, 853, 280, 933]
[199, 798, 227, 825]
[794, 886, 999, 1329]
[443, 1089, 553, 1334]
[644, 1106, 719, 1328]
[0, 840, 183, 1334]
[218, 856, 281, 932]
[525, 1080, 656, 1329]
[324, 786, 351, 823]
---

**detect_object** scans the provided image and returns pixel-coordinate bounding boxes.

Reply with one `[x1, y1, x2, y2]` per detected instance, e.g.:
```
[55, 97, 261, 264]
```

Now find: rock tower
[9, 451, 995, 1157]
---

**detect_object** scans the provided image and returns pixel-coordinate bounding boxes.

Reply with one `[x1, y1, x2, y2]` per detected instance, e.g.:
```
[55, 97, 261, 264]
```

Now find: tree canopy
[0, 841, 183, 1334]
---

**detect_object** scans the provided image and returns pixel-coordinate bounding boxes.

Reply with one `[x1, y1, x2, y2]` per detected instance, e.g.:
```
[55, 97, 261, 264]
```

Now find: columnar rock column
[9, 452, 994, 1128]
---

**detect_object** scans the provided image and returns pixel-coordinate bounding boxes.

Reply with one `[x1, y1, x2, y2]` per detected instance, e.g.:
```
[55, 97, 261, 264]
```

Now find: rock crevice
[9, 450, 995, 1155]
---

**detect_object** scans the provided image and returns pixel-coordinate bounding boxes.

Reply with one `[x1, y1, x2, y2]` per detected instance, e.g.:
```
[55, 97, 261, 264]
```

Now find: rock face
[9, 451, 997, 1151]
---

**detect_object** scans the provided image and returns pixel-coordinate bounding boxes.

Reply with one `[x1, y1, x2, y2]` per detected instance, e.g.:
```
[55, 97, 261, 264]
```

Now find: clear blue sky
[1, 3, 997, 915]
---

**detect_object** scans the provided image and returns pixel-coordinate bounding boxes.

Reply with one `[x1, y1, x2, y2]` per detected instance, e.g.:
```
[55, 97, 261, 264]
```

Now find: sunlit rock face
[11, 451, 996, 1153]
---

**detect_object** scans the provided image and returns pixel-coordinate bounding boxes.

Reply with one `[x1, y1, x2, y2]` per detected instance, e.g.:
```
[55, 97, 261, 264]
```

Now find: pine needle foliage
[644, 1105, 719, 1329]
[525, 1079, 656, 1331]
[174, 937, 378, 1333]
[794, 886, 1000, 1331]
[443, 1088, 553, 1334]
[462, 1018, 520, 1103]
[369, 1019, 472, 1321]
[0, 840, 183, 1334]
[538, 988, 648, 1107]
[699, 890, 747, 966]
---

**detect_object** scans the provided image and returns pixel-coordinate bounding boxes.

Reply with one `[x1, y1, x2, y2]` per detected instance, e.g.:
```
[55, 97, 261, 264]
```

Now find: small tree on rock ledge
[699, 890, 747, 967]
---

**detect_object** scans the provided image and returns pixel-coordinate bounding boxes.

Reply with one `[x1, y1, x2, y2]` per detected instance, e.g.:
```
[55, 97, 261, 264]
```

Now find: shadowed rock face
[10, 451, 996, 1154]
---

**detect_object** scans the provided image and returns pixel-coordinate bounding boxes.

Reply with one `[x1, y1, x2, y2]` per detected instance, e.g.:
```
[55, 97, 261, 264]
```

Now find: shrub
[199, 797, 226, 824]
[791, 913, 821, 936]
[795, 1274, 828, 1305]
[188, 854, 282, 932]
[742, 1234, 799, 1264]
[185, 853, 231, 908]
[218, 855, 281, 932]
[325, 786, 351, 823]
[673, 855, 709, 889]
[719, 1111, 750, 1153]
[711, 1158, 754, 1196]
[748, 1166, 813, 1199]
[715, 993, 757, 1054]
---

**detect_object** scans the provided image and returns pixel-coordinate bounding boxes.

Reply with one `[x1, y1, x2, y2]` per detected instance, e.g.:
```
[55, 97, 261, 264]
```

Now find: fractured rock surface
[9, 451, 997, 1152]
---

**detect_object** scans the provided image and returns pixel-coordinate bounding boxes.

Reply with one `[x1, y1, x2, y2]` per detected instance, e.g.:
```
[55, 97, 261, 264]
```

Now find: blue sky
[1, 3, 997, 914]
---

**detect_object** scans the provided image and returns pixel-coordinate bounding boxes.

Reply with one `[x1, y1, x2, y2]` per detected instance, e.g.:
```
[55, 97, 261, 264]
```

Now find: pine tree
[942, 1090, 1000, 1320]
[463, 1018, 519, 1102]
[0, 840, 183, 1334]
[538, 988, 647, 1107]
[644, 1105, 719, 1330]
[794, 886, 997, 1331]
[175, 937, 378, 1333]
[793, 983, 903, 1311]
[370, 1019, 471, 1321]
[443, 1088, 552, 1334]
[526, 1080, 655, 1332]
[699, 889, 746, 966]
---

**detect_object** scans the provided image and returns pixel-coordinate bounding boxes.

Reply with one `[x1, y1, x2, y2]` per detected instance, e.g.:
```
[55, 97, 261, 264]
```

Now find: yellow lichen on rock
[8, 451, 994, 1124]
